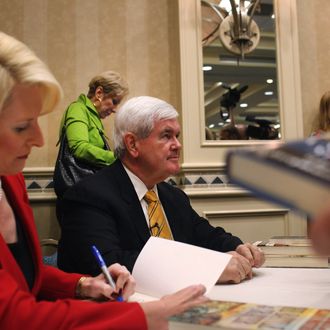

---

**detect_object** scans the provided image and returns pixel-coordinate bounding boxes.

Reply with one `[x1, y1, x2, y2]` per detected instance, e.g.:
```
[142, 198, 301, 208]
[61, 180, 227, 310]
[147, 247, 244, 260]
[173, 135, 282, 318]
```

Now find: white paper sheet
[132, 237, 232, 298]
[208, 267, 330, 309]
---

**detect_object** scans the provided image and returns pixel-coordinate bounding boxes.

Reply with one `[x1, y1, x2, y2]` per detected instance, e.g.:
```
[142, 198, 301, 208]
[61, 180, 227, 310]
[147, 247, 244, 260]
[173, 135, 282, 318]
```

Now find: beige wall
[1, 1, 327, 243]
[0, 0, 182, 242]
[296, 0, 330, 136]
[1, 1, 330, 161]
[0, 0, 181, 167]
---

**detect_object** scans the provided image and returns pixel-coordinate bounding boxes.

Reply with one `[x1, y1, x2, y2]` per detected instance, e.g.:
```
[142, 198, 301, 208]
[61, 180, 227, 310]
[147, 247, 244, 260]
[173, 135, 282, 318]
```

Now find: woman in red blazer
[0, 32, 206, 329]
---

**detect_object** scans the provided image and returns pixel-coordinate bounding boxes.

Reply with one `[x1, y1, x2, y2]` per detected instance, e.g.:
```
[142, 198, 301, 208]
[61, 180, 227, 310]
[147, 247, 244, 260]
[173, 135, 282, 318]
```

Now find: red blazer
[0, 173, 146, 330]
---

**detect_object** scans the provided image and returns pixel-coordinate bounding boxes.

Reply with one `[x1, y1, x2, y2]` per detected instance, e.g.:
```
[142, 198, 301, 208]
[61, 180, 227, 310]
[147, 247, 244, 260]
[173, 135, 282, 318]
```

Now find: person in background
[311, 91, 330, 136]
[53, 70, 128, 198]
[310, 203, 330, 255]
[220, 124, 246, 140]
[57, 96, 265, 283]
[0, 31, 207, 330]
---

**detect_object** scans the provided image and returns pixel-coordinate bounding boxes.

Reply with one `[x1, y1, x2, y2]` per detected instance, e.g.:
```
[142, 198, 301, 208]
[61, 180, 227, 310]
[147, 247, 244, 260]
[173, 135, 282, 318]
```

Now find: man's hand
[235, 243, 265, 267]
[217, 251, 252, 284]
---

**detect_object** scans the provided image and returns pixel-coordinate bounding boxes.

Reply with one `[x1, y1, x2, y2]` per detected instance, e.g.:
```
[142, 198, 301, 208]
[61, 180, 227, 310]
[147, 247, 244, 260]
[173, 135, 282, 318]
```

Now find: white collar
[122, 165, 157, 201]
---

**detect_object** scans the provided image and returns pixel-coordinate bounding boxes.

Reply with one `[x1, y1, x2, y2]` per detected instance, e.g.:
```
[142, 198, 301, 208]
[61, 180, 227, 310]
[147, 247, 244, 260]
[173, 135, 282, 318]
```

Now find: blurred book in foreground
[225, 136, 330, 218]
[253, 236, 328, 268]
[170, 300, 330, 329]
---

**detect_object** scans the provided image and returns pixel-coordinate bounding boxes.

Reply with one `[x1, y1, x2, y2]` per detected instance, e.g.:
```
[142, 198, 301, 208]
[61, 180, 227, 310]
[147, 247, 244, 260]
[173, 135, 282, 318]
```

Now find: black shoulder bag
[53, 111, 110, 198]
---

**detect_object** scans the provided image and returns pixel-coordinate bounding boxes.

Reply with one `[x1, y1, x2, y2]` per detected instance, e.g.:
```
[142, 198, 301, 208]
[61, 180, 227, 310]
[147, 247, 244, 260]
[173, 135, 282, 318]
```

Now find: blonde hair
[87, 70, 128, 98]
[0, 32, 62, 115]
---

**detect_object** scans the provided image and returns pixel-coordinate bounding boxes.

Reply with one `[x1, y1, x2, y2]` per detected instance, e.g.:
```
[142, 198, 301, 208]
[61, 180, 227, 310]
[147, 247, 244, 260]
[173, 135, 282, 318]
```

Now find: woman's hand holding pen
[77, 263, 135, 301]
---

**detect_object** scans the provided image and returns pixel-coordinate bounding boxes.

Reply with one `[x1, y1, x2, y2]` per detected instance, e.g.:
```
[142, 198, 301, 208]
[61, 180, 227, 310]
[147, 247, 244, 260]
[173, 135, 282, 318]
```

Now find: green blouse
[59, 94, 116, 166]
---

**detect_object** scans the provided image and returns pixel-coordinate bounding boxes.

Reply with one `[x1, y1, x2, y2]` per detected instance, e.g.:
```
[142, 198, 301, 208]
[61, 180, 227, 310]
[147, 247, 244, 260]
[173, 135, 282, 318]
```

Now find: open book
[170, 300, 330, 329]
[226, 136, 330, 218]
[129, 237, 231, 302]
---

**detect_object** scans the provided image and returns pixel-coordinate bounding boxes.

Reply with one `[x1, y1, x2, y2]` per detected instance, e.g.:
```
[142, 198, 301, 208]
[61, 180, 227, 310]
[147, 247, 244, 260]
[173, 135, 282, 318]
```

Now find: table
[208, 267, 330, 309]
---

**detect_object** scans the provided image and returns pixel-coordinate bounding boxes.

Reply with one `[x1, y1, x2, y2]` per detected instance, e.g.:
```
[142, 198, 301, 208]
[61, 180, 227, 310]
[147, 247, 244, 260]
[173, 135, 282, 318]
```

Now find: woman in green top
[60, 71, 128, 166]
[54, 71, 128, 199]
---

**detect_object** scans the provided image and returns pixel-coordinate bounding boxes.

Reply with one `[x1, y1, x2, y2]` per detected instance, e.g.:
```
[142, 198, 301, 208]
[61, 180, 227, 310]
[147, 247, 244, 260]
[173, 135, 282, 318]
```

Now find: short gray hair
[0, 32, 62, 115]
[87, 70, 128, 98]
[114, 96, 178, 158]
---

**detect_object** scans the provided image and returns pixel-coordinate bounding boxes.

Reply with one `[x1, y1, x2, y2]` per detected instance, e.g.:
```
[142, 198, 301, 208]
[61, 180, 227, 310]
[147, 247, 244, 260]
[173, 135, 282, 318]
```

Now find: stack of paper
[130, 237, 232, 301]
[253, 236, 329, 268]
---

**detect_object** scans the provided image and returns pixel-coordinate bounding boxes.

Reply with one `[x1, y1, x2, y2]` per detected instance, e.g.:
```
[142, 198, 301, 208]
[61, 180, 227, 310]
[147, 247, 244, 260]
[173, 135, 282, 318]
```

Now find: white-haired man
[58, 96, 264, 284]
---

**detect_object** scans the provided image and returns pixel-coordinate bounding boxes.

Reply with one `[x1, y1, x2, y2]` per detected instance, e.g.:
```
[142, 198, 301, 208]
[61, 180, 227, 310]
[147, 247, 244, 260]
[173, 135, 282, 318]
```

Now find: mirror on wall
[202, 0, 280, 141]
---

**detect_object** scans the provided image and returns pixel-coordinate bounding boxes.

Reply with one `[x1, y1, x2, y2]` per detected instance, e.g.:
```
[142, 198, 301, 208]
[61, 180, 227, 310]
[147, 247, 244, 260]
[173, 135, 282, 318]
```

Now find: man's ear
[124, 133, 138, 157]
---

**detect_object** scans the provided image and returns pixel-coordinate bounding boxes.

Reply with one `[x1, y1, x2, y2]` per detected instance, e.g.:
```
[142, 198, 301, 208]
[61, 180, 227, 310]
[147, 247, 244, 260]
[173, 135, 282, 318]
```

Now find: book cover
[170, 300, 330, 329]
[225, 136, 330, 218]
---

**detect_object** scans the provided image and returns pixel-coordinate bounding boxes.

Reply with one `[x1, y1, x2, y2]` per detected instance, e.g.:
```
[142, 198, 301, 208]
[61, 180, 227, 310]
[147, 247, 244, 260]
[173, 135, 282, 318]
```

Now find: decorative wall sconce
[201, 0, 261, 58]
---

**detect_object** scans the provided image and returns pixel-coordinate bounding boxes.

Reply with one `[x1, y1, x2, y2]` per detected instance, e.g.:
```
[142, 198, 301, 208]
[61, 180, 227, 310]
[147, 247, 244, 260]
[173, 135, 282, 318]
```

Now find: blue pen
[91, 245, 124, 302]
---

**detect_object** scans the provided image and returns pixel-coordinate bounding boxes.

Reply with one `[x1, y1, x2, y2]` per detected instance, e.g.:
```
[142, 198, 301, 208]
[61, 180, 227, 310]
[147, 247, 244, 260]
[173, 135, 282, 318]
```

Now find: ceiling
[202, 0, 279, 139]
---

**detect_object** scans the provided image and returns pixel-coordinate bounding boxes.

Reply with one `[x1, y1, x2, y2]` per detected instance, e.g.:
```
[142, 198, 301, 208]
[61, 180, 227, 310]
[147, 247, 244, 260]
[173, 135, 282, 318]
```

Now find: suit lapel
[114, 161, 150, 243]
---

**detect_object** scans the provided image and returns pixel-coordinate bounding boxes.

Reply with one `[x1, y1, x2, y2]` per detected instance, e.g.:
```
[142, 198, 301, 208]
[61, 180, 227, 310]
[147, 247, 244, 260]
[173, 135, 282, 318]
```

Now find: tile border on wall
[23, 166, 249, 200]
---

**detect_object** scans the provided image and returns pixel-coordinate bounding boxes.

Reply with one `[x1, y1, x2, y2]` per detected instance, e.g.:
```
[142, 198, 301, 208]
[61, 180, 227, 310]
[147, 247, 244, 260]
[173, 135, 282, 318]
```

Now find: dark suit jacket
[57, 160, 242, 275]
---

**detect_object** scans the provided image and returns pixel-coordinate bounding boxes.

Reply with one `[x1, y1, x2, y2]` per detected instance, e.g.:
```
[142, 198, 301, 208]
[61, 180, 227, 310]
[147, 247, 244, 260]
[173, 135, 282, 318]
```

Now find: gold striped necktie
[144, 190, 173, 240]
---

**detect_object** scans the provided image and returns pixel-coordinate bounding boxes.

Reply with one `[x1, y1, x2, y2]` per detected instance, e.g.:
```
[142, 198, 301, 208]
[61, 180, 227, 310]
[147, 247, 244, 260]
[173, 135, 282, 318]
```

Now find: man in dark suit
[57, 96, 264, 283]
